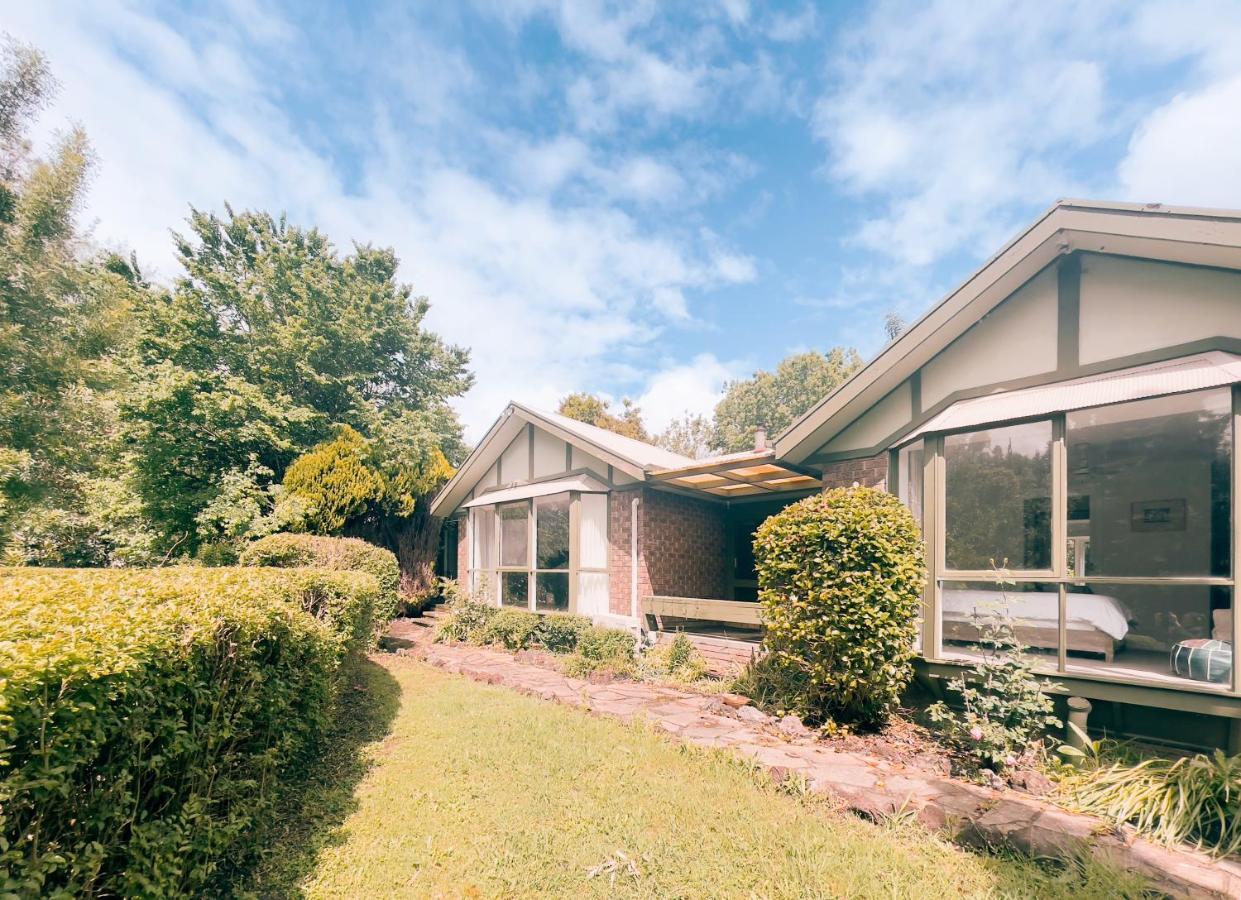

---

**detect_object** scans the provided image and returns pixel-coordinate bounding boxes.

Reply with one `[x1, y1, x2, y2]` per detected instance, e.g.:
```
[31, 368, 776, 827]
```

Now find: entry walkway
[388, 618, 1241, 899]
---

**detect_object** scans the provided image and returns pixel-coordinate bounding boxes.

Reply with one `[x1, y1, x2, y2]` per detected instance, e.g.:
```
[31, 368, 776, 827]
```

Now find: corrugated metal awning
[462, 473, 609, 508]
[909, 351, 1241, 440]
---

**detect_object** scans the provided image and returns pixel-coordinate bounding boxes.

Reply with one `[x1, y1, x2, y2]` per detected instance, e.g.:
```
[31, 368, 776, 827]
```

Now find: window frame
[899, 384, 1239, 697]
[466, 490, 609, 616]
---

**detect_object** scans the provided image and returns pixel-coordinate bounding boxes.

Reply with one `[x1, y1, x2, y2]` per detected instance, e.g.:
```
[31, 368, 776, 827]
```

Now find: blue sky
[9, 1, 1241, 440]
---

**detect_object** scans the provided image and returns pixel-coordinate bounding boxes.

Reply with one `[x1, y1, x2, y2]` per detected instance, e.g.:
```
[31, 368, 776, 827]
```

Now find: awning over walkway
[648, 449, 821, 498]
[462, 473, 609, 508]
[908, 351, 1241, 441]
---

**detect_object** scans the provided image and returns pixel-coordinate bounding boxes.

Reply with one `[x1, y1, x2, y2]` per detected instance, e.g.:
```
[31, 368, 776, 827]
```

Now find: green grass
[242, 655, 1151, 899]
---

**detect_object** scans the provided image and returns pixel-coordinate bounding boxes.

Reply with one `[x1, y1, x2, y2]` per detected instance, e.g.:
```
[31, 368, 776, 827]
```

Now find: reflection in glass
[1066, 389, 1231, 578]
[499, 503, 529, 567]
[897, 440, 924, 527]
[501, 571, 529, 608]
[939, 580, 1059, 662]
[944, 421, 1052, 571]
[1066, 585, 1231, 688]
[536, 495, 570, 569]
[535, 572, 569, 611]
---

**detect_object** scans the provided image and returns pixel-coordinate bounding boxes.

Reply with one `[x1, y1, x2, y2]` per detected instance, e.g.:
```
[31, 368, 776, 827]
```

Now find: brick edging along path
[393, 633, 1241, 899]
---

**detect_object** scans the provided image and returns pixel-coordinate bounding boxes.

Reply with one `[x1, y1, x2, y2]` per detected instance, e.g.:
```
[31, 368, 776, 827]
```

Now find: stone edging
[402, 639, 1241, 899]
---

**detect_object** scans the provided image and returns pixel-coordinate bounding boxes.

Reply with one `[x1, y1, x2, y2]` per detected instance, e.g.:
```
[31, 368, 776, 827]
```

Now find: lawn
[242, 654, 1149, 899]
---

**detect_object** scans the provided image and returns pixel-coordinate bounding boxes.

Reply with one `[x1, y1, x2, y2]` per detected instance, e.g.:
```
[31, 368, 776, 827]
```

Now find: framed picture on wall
[1130, 498, 1187, 532]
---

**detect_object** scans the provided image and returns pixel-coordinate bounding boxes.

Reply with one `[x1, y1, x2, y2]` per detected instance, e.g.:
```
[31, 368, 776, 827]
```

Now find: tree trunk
[346, 503, 442, 595]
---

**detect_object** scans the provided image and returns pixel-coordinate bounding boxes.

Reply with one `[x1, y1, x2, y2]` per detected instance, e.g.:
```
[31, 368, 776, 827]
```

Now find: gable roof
[429, 402, 693, 517]
[774, 199, 1241, 463]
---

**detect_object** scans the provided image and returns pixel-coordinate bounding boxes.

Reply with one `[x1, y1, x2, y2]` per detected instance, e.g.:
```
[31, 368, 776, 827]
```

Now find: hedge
[0, 566, 380, 897]
[240, 533, 400, 626]
[754, 486, 925, 728]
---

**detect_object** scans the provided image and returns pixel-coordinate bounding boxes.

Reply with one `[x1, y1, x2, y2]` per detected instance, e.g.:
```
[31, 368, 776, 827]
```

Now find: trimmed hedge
[240, 533, 401, 626]
[753, 486, 925, 728]
[0, 566, 380, 897]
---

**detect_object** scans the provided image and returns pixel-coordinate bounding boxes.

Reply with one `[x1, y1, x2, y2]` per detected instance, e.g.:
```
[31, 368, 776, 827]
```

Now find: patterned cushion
[1170, 639, 1232, 684]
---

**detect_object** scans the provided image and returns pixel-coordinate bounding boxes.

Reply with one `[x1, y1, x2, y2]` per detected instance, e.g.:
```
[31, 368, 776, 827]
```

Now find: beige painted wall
[532, 428, 565, 478]
[499, 428, 530, 483]
[823, 380, 913, 453]
[1079, 255, 1241, 364]
[922, 265, 1059, 409]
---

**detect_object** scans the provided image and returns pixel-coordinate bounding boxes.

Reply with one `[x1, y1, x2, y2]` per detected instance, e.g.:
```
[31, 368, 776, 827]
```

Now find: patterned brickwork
[643, 489, 729, 600]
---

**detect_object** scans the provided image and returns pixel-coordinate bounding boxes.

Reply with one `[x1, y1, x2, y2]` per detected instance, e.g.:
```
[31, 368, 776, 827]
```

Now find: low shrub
[641, 633, 711, 683]
[1060, 750, 1241, 857]
[564, 626, 637, 677]
[434, 591, 498, 643]
[0, 566, 378, 897]
[729, 653, 811, 718]
[241, 533, 401, 626]
[926, 568, 1060, 770]
[535, 613, 593, 654]
[753, 486, 925, 728]
[478, 608, 543, 650]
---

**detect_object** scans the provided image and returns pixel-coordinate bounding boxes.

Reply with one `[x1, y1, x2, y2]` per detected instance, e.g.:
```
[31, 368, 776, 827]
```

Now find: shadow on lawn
[232, 654, 402, 898]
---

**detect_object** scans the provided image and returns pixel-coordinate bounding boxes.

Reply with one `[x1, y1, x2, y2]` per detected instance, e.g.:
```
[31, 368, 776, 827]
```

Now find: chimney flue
[754, 424, 768, 451]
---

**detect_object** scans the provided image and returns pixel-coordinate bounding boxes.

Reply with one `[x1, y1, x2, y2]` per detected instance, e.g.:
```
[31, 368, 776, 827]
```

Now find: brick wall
[608, 489, 648, 616]
[608, 487, 730, 617]
[820, 453, 888, 491]
[643, 489, 729, 600]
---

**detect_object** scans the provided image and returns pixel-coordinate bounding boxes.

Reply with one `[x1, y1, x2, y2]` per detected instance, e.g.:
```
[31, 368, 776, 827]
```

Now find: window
[944, 421, 1052, 571]
[1061, 388, 1233, 686]
[897, 439, 925, 527]
[467, 491, 604, 615]
[930, 385, 1236, 693]
[534, 495, 570, 611]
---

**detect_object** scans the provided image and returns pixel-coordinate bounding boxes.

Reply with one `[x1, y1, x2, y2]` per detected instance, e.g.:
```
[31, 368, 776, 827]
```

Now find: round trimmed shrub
[240, 533, 401, 624]
[753, 486, 925, 728]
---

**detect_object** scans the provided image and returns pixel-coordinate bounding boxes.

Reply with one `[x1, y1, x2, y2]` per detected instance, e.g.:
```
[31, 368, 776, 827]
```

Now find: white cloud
[635, 353, 743, 434]
[1118, 75, 1241, 208]
[814, 2, 1112, 267]
[7, 1, 754, 442]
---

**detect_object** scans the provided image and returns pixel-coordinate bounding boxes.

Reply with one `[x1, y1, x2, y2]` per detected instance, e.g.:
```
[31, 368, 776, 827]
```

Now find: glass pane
[501, 571, 529, 608]
[472, 506, 495, 570]
[1066, 388, 1231, 578]
[940, 580, 1060, 663]
[499, 503, 528, 568]
[535, 494, 570, 570]
[579, 493, 609, 569]
[535, 572, 569, 612]
[897, 440, 924, 527]
[945, 421, 1052, 570]
[1066, 585, 1231, 689]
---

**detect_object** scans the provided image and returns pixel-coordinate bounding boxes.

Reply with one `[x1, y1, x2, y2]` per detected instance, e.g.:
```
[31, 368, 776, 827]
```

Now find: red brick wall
[820, 453, 888, 491]
[608, 488, 730, 617]
[608, 490, 648, 616]
[643, 489, 729, 600]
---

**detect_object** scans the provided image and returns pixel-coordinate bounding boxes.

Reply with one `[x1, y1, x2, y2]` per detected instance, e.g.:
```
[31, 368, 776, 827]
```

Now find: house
[431, 199, 1241, 751]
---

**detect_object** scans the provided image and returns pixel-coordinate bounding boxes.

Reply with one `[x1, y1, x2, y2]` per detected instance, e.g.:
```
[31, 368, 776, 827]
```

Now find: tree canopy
[711, 348, 862, 452]
[556, 392, 649, 441]
[0, 42, 472, 583]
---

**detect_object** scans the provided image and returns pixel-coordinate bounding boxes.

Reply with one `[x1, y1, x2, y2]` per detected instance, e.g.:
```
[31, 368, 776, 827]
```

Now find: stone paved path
[387, 618, 1241, 899]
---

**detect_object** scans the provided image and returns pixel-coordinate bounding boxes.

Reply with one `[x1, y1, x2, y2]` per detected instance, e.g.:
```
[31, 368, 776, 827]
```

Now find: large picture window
[467, 490, 605, 615]
[930, 384, 1236, 693]
[944, 421, 1052, 571]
